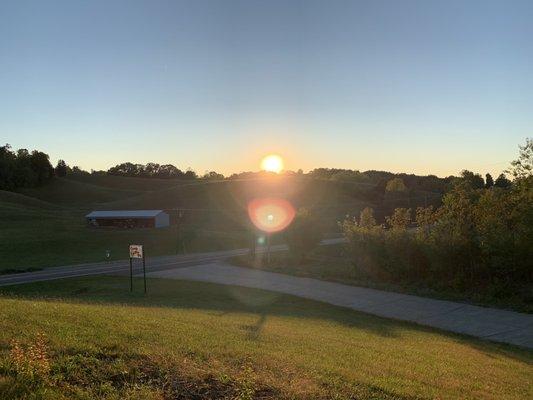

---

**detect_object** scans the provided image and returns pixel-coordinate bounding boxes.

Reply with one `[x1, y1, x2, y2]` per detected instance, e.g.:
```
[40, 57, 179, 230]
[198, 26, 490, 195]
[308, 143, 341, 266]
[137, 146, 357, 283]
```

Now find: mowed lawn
[0, 277, 531, 399]
[0, 190, 249, 272]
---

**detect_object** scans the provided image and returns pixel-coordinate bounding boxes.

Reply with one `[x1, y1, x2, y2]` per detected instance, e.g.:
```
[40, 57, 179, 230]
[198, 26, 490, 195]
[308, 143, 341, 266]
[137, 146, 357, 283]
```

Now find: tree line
[0, 144, 55, 190]
[0, 144, 92, 191]
[340, 139, 532, 308]
[107, 162, 199, 180]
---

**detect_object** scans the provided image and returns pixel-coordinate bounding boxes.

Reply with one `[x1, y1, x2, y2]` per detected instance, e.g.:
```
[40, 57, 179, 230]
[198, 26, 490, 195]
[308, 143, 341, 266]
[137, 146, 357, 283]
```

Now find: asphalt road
[0, 238, 345, 287]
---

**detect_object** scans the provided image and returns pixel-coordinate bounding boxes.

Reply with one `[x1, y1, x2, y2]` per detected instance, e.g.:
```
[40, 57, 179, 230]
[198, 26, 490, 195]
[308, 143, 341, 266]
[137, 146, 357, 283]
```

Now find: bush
[285, 208, 324, 262]
[341, 148, 533, 303]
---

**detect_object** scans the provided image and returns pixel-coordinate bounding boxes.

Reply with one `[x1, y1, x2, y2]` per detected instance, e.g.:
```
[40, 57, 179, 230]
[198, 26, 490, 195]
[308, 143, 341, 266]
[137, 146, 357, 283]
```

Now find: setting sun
[261, 154, 284, 173]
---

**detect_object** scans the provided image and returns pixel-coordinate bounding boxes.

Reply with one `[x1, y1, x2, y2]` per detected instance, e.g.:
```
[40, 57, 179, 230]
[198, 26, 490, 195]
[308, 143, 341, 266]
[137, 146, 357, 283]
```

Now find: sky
[1, 0, 532, 177]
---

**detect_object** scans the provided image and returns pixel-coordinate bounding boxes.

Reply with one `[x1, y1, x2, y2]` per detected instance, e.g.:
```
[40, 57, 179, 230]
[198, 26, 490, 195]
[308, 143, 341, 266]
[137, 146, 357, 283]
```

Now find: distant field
[0, 188, 249, 271]
[67, 174, 186, 192]
[0, 175, 373, 271]
[16, 178, 142, 208]
[0, 276, 531, 399]
[0, 199, 249, 271]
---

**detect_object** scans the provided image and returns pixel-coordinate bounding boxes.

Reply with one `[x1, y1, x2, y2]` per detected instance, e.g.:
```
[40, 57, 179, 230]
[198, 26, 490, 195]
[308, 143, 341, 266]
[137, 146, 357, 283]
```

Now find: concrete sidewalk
[145, 262, 533, 349]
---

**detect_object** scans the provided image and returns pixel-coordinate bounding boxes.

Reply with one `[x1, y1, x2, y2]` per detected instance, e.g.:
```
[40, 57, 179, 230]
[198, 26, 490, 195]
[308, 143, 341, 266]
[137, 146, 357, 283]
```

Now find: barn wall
[155, 212, 170, 228]
[88, 218, 155, 228]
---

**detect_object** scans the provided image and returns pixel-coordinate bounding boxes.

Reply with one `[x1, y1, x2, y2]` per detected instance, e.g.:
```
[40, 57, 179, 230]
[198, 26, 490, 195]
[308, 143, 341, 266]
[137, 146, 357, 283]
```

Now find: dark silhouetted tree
[0, 144, 55, 190]
[494, 174, 511, 188]
[202, 171, 224, 180]
[29, 150, 54, 184]
[55, 160, 68, 177]
[507, 138, 532, 180]
[184, 169, 198, 180]
[485, 173, 494, 188]
[460, 170, 484, 189]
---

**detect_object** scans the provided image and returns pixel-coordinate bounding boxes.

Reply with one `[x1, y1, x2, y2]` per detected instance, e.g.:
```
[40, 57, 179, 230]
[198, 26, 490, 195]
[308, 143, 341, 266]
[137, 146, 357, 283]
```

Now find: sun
[261, 154, 284, 173]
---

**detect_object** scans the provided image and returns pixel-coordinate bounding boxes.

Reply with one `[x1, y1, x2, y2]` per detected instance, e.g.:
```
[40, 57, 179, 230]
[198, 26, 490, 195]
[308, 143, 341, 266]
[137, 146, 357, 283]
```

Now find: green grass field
[0, 175, 372, 272]
[0, 276, 531, 399]
[0, 202, 249, 272]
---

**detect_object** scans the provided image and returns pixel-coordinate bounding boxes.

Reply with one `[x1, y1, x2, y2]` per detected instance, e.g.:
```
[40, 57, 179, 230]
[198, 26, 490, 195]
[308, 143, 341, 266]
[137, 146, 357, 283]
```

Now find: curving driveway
[145, 261, 533, 350]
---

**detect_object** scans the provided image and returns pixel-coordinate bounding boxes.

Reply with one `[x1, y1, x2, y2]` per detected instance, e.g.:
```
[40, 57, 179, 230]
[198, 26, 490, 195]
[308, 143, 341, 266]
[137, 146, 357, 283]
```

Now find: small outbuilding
[86, 210, 170, 229]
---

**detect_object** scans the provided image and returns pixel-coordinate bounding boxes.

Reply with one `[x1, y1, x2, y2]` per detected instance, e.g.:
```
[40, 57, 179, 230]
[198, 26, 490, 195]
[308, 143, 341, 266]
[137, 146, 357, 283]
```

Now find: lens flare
[248, 197, 296, 233]
[261, 154, 284, 173]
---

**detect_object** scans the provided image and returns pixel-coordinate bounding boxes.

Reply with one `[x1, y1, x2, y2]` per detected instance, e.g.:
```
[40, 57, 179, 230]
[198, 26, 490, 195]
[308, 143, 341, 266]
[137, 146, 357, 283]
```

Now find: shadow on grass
[1, 275, 532, 365]
[0, 276, 398, 338]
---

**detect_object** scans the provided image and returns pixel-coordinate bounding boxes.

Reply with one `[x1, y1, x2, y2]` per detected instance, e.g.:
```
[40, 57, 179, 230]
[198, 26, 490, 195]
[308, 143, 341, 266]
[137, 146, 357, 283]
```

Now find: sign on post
[129, 244, 143, 259]
[128, 244, 146, 294]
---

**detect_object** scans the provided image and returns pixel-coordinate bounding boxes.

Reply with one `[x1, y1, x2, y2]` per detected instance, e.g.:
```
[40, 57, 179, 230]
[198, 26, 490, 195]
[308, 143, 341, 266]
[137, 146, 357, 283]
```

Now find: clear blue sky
[1, 0, 531, 177]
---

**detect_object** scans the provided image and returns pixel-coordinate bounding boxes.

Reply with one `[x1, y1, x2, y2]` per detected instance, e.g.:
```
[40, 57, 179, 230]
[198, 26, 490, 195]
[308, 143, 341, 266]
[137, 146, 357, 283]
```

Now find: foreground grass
[0, 277, 531, 399]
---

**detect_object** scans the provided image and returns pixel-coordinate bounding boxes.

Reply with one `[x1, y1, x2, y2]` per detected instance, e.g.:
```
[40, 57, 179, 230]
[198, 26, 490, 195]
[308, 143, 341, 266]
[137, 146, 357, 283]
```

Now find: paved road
[145, 262, 533, 349]
[0, 238, 344, 287]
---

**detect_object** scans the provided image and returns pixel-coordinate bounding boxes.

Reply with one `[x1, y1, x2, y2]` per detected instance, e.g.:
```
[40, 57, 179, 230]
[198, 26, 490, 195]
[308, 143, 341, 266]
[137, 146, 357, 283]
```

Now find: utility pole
[250, 230, 256, 257]
[143, 248, 147, 294]
[176, 209, 183, 254]
[266, 233, 271, 265]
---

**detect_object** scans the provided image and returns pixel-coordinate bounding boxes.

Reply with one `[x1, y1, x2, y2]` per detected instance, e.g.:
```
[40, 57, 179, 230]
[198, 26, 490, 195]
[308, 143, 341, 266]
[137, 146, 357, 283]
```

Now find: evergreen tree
[55, 160, 68, 177]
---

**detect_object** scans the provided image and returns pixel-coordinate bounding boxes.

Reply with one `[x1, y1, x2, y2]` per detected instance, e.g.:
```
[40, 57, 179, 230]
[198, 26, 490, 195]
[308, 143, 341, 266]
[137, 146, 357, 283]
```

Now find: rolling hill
[1, 173, 441, 271]
[0, 175, 376, 271]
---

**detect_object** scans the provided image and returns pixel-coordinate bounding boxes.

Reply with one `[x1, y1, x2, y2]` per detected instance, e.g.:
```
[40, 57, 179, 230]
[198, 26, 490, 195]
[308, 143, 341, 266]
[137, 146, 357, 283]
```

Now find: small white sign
[129, 244, 143, 259]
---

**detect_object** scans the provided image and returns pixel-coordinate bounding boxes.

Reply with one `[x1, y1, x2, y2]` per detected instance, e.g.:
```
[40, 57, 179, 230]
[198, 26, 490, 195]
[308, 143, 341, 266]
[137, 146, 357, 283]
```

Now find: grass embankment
[231, 244, 533, 313]
[0, 277, 531, 399]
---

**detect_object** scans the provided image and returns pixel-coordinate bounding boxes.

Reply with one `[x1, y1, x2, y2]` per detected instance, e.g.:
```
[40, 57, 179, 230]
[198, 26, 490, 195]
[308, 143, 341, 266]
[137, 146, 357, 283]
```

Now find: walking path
[0, 238, 343, 287]
[0, 238, 344, 286]
[145, 262, 533, 349]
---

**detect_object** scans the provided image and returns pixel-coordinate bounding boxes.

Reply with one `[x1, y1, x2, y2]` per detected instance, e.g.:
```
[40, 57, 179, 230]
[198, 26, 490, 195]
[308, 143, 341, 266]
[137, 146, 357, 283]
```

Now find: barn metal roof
[85, 210, 166, 219]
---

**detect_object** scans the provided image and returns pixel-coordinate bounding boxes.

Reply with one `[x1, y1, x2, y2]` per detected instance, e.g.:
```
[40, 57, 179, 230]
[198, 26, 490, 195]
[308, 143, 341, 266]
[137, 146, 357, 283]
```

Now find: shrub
[285, 208, 324, 262]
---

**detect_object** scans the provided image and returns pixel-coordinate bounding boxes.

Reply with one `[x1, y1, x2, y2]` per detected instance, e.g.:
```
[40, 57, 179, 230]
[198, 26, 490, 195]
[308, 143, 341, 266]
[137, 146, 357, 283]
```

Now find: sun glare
[248, 197, 296, 233]
[261, 154, 284, 173]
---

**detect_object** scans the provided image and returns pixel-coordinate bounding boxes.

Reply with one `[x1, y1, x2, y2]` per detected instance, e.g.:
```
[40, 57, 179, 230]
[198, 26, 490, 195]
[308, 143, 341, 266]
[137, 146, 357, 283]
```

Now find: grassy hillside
[0, 190, 61, 211]
[106, 176, 371, 210]
[1, 176, 375, 271]
[105, 176, 373, 233]
[17, 178, 142, 208]
[1, 174, 442, 271]
[67, 173, 185, 192]
[0, 204, 247, 272]
[0, 277, 531, 399]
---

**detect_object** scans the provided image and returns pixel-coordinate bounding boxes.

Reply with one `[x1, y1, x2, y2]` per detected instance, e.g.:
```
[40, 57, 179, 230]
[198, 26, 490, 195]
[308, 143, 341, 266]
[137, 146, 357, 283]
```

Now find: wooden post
[251, 231, 256, 257]
[129, 257, 133, 292]
[143, 250, 146, 294]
